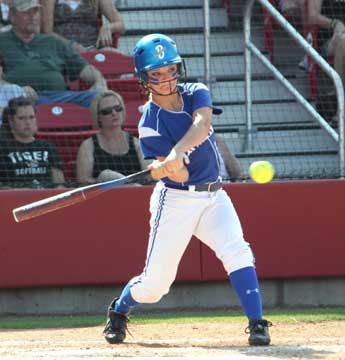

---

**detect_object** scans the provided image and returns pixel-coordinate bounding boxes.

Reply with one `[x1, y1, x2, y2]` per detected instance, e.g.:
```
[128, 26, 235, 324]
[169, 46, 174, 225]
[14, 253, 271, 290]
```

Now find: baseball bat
[12, 168, 151, 223]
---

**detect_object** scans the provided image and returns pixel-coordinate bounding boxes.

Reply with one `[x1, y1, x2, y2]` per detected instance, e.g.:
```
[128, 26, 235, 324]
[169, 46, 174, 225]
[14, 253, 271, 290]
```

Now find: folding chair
[80, 50, 135, 79]
[36, 130, 98, 181]
[222, 0, 231, 20]
[261, 0, 279, 62]
[36, 103, 94, 131]
[107, 77, 147, 102]
[75, 51, 146, 102]
[36, 103, 96, 180]
[122, 98, 145, 136]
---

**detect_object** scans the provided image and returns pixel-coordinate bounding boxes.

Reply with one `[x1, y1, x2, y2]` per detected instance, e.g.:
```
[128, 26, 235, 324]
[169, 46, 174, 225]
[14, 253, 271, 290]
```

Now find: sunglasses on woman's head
[98, 104, 124, 116]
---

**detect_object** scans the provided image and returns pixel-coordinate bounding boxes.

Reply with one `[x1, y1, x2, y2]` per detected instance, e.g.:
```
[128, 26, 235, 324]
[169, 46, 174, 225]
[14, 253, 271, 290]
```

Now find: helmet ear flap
[138, 70, 149, 88]
[139, 77, 148, 90]
[177, 60, 187, 82]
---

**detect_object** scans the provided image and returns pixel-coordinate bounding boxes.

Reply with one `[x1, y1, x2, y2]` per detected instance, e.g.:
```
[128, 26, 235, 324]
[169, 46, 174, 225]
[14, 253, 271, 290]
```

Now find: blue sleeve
[140, 136, 174, 159]
[192, 83, 213, 112]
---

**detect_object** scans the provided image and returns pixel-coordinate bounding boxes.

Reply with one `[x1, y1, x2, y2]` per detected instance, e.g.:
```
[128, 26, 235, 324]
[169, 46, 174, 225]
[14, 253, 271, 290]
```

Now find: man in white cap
[0, 0, 107, 108]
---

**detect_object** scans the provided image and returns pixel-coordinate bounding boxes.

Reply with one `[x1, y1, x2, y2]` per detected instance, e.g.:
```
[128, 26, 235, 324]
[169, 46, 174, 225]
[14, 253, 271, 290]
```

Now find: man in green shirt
[0, 0, 107, 108]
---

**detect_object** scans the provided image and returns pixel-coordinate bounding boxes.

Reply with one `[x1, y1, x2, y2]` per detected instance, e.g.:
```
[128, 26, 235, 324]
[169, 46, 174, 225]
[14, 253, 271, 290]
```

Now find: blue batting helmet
[133, 34, 182, 83]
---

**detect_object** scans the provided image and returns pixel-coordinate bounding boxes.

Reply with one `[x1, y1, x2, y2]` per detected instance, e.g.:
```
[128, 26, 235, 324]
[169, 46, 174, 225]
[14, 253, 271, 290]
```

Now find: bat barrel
[12, 168, 151, 222]
[13, 189, 86, 222]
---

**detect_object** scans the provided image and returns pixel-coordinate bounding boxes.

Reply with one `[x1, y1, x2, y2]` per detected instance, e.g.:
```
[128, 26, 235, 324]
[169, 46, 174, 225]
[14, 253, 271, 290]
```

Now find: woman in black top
[76, 90, 145, 184]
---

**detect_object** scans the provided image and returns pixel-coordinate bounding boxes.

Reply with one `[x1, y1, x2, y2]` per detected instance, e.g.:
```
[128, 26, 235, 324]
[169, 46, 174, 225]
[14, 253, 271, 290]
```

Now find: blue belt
[165, 180, 222, 192]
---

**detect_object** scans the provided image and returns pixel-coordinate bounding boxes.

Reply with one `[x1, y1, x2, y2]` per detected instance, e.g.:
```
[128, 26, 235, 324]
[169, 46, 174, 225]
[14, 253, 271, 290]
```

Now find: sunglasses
[98, 104, 124, 116]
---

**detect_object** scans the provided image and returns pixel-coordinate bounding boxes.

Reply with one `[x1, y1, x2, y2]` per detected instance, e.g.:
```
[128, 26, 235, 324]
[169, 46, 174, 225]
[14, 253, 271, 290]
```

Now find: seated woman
[76, 90, 146, 184]
[0, 96, 65, 188]
[41, 0, 125, 54]
[279, 0, 305, 26]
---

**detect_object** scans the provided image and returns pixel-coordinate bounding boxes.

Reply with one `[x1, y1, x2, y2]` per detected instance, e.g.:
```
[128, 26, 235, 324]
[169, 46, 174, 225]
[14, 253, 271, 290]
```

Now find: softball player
[103, 34, 272, 346]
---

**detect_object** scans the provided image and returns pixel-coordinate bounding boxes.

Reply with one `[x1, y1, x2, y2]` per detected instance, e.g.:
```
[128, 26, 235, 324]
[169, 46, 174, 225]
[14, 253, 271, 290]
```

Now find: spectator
[0, 96, 65, 188]
[0, 0, 11, 32]
[280, 0, 305, 26]
[0, 83, 25, 125]
[0, 63, 37, 125]
[279, 1, 308, 70]
[308, 0, 345, 84]
[40, 0, 125, 54]
[0, 66, 24, 125]
[76, 90, 146, 184]
[0, 0, 107, 109]
[308, 0, 345, 124]
[215, 134, 243, 181]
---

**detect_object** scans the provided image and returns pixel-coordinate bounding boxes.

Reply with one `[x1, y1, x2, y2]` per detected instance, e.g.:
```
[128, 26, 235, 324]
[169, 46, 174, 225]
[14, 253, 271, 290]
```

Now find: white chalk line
[0, 343, 344, 360]
[0, 351, 345, 360]
[0, 336, 344, 359]
[0, 337, 344, 346]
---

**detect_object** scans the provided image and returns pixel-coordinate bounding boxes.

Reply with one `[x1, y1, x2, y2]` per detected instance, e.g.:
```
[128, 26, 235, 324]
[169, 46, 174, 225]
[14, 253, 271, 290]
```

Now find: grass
[0, 308, 344, 330]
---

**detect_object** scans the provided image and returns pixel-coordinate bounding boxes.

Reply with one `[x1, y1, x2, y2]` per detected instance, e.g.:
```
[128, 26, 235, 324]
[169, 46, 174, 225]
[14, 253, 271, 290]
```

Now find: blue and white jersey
[138, 83, 221, 186]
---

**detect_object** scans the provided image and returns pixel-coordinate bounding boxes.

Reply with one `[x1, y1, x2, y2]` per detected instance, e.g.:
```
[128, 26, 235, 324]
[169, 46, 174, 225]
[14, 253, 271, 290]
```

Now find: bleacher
[0, 0, 341, 187]
[116, 0, 339, 180]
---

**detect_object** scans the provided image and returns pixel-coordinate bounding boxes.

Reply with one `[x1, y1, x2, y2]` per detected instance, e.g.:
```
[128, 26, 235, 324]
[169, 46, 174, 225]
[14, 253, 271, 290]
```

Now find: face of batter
[146, 64, 179, 96]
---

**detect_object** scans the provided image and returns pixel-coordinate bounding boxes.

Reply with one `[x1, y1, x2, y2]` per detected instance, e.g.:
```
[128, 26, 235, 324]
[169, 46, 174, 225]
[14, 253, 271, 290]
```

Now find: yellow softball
[249, 161, 275, 184]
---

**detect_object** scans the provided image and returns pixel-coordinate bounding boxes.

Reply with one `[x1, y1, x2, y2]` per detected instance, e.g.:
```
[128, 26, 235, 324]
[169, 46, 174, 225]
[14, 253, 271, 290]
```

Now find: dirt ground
[0, 321, 345, 359]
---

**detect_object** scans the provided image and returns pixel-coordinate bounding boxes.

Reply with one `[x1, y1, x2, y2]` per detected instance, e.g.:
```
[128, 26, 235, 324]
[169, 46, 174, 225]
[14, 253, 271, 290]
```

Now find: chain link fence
[0, 0, 341, 188]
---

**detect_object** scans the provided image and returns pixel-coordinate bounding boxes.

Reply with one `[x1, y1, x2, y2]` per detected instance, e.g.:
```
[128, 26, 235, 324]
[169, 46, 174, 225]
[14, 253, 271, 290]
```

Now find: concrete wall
[0, 278, 344, 315]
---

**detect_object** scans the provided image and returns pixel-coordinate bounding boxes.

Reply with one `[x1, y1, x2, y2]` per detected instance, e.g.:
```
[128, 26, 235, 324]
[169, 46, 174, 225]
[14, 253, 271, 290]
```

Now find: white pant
[130, 182, 255, 304]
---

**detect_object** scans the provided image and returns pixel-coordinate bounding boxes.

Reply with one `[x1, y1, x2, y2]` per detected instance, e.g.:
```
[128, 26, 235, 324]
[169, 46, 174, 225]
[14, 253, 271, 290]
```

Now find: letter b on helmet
[133, 34, 182, 83]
